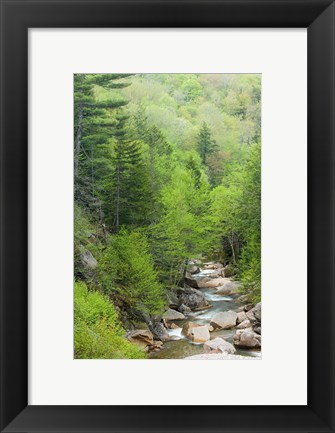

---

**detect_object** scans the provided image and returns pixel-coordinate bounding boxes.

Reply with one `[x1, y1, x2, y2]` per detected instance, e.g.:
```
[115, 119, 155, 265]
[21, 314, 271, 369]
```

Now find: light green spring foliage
[74, 206, 165, 317]
[124, 74, 261, 170]
[74, 281, 146, 359]
[100, 229, 165, 316]
[74, 74, 262, 352]
[208, 143, 261, 301]
[148, 154, 211, 286]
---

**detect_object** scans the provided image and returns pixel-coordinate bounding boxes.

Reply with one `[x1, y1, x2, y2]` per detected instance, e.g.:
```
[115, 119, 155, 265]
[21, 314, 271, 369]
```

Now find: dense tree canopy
[74, 73, 261, 358]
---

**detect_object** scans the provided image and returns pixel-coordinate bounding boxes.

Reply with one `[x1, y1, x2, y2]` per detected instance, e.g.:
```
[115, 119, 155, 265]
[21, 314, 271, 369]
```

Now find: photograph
[74, 73, 261, 360]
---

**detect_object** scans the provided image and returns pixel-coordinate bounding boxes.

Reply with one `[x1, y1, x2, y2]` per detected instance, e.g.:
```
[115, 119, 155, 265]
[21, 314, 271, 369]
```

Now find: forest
[74, 73, 261, 359]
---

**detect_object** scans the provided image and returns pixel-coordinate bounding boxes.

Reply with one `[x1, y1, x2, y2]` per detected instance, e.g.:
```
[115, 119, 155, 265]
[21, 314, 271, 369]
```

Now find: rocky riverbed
[127, 260, 261, 359]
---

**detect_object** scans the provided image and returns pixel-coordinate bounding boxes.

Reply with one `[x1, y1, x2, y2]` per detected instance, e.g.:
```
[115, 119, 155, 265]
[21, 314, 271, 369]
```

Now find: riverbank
[127, 260, 262, 359]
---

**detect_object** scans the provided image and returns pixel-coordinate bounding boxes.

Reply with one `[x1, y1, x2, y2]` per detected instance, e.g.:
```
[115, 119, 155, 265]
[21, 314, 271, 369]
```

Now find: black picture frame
[0, 0, 334, 432]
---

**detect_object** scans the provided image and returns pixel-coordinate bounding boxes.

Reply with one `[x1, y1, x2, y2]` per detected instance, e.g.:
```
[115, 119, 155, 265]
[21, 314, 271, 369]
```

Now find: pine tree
[74, 74, 132, 215]
[197, 122, 218, 165]
[97, 112, 151, 231]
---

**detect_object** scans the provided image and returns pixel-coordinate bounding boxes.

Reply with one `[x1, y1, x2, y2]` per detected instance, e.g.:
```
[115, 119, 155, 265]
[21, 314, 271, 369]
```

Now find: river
[150, 267, 261, 359]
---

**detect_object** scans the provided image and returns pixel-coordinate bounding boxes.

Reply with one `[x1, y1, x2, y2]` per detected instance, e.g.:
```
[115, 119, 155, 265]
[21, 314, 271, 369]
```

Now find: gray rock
[191, 325, 210, 343]
[189, 265, 200, 275]
[237, 294, 249, 303]
[254, 302, 262, 321]
[204, 337, 236, 354]
[162, 308, 185, 321]
[178, 303, 191, 315]
[165, 288, 179, 306]
[237, 319, 252, 329]
[182, 321, 200, 339]
[199, 277, 227, 288]
[210, 311, 238, 330]
[80, 250, 98, 270]
[204, 262, 223, 270]
[246, 303, 261, 333]
[234, 329, 261, 348]
[151, 321, 169, 341]
[177, 286, 208, 310]
[188, 259, 202, 265]
[215, 286, 232, 295]
[184, 273, 199, 289]
[237, 311, 247, 324]
[216, 281, 241, 295]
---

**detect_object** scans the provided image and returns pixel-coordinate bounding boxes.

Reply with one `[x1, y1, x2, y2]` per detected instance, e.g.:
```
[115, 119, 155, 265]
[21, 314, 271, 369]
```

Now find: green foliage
[149, 161, 210, 285]
[100, 229, 165, 316]
[74, 74, 131, 214]
[74, 281, 146, 359]
[207, 143, 261, 301]
[197, 122, 218, 165]
[74, 74, 262, 355]
[181, 77, 203, 102]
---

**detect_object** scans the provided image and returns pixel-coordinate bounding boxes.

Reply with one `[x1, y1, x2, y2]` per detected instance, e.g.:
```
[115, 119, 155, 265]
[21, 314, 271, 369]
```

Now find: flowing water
[150, 267, 261, 359]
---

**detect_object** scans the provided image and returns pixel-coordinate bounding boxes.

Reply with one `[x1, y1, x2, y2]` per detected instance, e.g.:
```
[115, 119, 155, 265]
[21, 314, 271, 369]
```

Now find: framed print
[0, 0, 334, 432]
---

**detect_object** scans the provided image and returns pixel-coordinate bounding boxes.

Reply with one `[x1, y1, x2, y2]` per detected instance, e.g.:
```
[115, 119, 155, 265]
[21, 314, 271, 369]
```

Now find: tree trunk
[115, 163, 120, 232]
[74, 102, 83, 177]
[230, 231, 236, 263]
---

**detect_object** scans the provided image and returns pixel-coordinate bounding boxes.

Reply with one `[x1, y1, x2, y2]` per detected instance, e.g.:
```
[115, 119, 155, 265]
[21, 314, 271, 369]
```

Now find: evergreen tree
[74, 74, 131, 213]
[197, 122, 218, 165]
[97, 112, 150, 231]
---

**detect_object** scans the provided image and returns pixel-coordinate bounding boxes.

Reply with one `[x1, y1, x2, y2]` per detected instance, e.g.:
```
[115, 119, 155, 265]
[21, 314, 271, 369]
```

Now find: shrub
[74, 281, 146, 359]
[100, 229, 165, 317]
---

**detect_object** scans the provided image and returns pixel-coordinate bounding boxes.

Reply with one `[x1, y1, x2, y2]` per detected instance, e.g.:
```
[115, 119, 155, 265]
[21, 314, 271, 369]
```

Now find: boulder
[206, 269, 225, 279]
[188, 259, 202, 265]
[234, 329, 261, 348]
[148, 340, 164, 352]
[151, 321, 169, 341]
[165, 288, 179, 306]
[204, 337, 236, 354]
[80, 250, 98, 270]
[191, 325, 210, 343]
[254, 302, 262, 321]
[204, 262, 223, 270]
[189, 265, 200, 275]
[246, 309, 255, 321]
[198, 277, 226, 288]
[237, 311, 247, 324]
[215, 286, 232, 295]
[194, 277, 210, 287]
[177, 286, 208, 310]
[182, 321, 200, 339]
[178, 303, 191, 315]
[237, 319, 252, 329]
[184, 273, 199, 289]
[169, 323, 180, 330]
[237, 294, 249, 303]
[216, 281, 241, 295]
[127, 329, 154, 348]
[163, 308, 185, 321]
[210, 311, 238, 330]
[246, 303, 261, 332]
